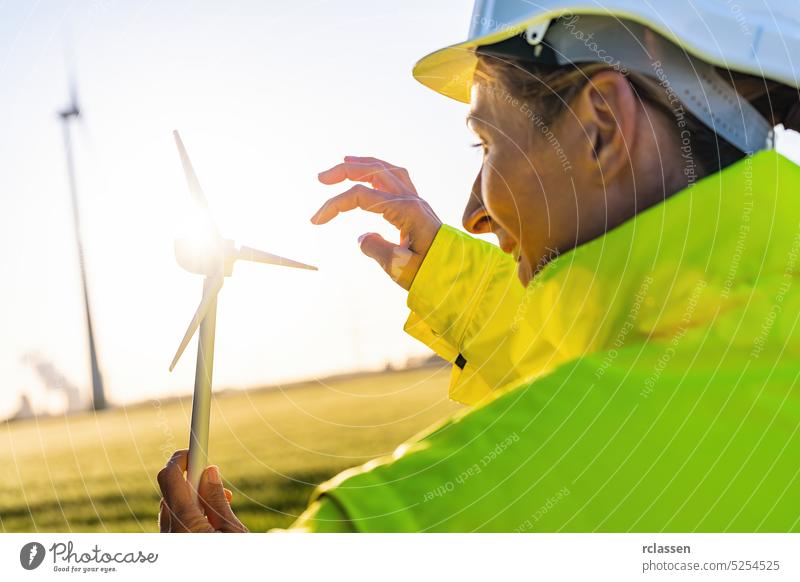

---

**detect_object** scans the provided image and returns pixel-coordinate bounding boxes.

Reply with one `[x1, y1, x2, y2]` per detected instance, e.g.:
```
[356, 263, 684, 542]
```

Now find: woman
[158, 0, 800, 532]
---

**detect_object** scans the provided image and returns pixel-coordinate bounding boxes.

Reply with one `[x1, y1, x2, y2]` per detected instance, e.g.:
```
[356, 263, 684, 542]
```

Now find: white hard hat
[413, 0, 800, 153]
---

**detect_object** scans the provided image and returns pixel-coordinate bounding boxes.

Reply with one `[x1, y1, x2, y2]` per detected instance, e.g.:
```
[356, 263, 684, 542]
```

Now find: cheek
[481, 158, 517, 231]
[482, 149, 544, 233]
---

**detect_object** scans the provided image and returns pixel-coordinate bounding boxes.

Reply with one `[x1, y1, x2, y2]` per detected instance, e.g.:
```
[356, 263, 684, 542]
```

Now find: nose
[462, 169, 492, 235]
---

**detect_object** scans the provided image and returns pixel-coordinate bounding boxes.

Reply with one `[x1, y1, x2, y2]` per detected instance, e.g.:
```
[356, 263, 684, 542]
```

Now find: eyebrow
[466, 113, 484, 128]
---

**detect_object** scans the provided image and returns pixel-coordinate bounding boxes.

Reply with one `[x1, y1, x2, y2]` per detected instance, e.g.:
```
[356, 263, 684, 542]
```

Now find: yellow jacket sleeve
[403, 225, 534, 405]
[274, 496, 356, 533]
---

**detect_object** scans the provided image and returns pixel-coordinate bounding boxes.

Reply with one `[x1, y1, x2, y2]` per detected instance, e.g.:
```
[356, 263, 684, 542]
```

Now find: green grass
[0, 366, 459, 532]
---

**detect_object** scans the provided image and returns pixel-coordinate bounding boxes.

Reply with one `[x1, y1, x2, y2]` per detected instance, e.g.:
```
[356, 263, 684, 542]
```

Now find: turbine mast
[59, 95, 107, 411]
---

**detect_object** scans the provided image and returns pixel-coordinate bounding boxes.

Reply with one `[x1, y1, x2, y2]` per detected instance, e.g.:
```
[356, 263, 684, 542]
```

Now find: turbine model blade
[237, 246, 318, 271]
[169, 274, 224, 371]
[173, 130, 222, 241]
[173, 130, 210, 208]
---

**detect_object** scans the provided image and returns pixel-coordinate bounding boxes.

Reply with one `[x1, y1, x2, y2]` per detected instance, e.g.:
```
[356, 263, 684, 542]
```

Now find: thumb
[358, 232, 418, 289]
[198, 466, 247, 532]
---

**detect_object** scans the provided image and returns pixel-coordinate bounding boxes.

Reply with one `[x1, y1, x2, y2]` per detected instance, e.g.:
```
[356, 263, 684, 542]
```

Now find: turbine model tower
[58, 78, 107, 411]
[169, 131, 317, 501]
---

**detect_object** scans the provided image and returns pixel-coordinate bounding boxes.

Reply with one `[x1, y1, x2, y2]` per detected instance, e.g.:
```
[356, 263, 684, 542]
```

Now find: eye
[470, 142, 488, 154]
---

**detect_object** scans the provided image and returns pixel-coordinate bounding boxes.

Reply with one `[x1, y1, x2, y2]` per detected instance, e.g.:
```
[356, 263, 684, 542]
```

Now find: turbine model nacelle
[174, 237, 236, 277]
[175, 237, 317, 279]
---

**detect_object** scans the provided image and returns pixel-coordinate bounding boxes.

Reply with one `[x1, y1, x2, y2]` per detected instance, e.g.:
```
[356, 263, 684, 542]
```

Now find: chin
[516, 260, 532, 287]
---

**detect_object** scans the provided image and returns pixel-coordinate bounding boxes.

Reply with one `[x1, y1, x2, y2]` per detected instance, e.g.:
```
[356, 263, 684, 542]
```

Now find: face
[465, 80, 593, 285]
[464, 71, 670, 286]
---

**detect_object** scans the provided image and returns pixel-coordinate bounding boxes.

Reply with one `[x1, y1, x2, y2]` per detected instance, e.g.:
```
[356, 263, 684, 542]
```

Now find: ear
[572, 70, 638, 181]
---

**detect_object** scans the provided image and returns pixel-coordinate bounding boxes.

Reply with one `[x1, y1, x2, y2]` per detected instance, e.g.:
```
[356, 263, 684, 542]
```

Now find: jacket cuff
[402, 311, 459, 364]
[406, 224, 501, 347]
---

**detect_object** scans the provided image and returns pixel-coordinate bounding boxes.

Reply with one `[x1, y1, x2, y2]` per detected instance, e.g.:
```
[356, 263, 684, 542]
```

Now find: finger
[156, 450, 188, 501]
[156, 450, 202, 530]
[318, 160, 416, 195]
[224, 488, 233, 502]
[357, 231, 400, 273]
[359, 233, 420, 290]
[344, 156, 410, 181]
[198, 466, 247, 533]
[167, 449, 189, 471]
[159, 498, 171, 533]
[343, 155, 412, 186]
[311, 185, 412, 225]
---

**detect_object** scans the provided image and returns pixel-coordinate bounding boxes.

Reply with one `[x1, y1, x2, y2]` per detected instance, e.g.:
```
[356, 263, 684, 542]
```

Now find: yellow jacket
[285, 149, 800, 532]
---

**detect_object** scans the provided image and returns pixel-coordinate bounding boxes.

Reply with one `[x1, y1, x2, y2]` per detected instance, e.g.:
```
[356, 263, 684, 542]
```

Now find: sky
[0, 0, 479, 417]
[2, 1, 799, 419]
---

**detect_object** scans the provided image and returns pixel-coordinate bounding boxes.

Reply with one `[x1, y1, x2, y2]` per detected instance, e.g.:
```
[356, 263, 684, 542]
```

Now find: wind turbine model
[169, 131, 317, 501]
[58, 77, 107, 412]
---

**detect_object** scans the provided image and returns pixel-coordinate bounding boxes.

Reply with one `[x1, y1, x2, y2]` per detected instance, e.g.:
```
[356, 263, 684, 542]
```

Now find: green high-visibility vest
[288, 149, 800, 532]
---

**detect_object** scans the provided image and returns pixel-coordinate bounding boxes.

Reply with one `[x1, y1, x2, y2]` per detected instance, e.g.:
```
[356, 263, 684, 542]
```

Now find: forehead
[468, 80, 522, 130]
[468, 82, 498, 126]
[467, 84, 483, 128]
[469, 83, 485, 113]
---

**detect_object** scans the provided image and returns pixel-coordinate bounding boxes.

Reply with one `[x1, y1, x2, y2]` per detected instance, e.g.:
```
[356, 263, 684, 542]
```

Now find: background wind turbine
[58, 72, 107, 412]
[169, 130, 317, 501]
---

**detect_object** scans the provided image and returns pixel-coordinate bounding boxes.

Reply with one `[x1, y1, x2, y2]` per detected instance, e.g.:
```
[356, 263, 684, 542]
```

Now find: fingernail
[208, 465, 221, 485]
[358, 233, 369, 245]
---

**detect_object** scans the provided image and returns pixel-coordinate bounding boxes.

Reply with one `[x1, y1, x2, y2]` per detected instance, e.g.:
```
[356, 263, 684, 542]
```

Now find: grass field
[0, 365, 459, 532]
